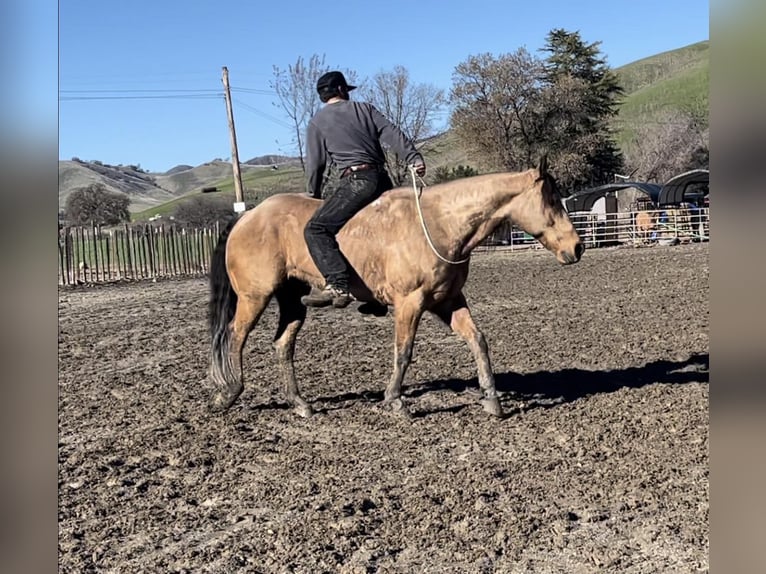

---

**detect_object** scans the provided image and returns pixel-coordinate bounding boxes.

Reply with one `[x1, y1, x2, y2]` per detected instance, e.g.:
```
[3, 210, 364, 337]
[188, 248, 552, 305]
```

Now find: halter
[409, 165, 470, 265]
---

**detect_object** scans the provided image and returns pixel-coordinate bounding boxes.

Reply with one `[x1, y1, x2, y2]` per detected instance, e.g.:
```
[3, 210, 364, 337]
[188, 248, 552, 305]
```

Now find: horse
[207, 155, 584, 419]
[635, 210, 656, 244]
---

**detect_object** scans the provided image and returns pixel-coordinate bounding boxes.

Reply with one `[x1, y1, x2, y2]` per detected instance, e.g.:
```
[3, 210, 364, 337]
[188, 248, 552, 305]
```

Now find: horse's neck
[424, 172, 531, 256]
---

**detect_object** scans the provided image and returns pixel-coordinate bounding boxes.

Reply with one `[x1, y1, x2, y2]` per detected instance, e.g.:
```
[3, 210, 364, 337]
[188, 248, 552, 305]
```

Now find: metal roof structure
[563, 169, 710, 212]
[657, 169, 709, 206]
[563, 182, 661, 212]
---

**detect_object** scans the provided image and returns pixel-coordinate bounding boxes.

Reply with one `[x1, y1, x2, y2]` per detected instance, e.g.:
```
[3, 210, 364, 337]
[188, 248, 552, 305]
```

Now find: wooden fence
[58, 223, 221, 285]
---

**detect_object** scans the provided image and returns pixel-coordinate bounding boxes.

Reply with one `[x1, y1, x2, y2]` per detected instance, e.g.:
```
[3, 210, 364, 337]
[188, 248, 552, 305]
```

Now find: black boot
[301, 285, 354, 308]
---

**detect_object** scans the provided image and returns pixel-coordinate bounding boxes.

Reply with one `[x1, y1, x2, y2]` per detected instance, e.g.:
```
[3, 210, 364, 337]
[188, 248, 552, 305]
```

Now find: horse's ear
[538, 154, 548, 177]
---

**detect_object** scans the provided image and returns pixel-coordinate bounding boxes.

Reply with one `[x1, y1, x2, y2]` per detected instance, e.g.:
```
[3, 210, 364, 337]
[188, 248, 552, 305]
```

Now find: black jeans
[304, 168, 393, 291]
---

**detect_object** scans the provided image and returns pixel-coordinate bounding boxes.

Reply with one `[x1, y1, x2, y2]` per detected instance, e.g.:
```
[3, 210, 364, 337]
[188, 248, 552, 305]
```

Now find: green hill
[612, 40, 709, 149]
[615, 40, 709, 94]
[131, 163, 306, 221]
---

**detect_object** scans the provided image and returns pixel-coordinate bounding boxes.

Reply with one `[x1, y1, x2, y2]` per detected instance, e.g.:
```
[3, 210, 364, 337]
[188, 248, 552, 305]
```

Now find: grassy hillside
[152, 161, 238, 195]
[58, 160, 179, 213]
[616, 41, 709, 95]
[613, 40, 709, 150]
[59, 158, 305, 219]
[131, 164, 306, 221]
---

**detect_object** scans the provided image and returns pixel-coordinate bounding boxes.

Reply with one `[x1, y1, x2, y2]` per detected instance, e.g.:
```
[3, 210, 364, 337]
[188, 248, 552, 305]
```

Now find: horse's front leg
[383, 292, 425, 418]
[433, 293, 504, 417]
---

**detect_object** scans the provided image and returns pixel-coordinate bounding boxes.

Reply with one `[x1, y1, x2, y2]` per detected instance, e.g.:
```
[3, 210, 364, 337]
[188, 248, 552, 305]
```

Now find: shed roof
[563, 169, 710, 212]
[657, 169, 709, 206]
[563, 182, 661, 212]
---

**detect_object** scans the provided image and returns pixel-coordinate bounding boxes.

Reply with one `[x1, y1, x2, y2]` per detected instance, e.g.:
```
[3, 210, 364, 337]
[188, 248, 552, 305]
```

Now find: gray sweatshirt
[305, 100, 424, 198]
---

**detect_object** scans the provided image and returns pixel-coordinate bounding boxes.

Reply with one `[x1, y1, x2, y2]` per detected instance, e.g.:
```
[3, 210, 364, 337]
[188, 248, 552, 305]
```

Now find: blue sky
[58, 0, 709, 173]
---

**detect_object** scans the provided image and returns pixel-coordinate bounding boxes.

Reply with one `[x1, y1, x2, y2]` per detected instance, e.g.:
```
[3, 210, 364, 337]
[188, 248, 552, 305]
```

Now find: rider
[301, 70, 426, 308]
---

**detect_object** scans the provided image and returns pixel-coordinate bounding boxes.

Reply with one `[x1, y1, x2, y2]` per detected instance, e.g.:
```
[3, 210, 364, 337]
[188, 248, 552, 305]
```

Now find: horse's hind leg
[383, 292, 425, 418]
[211, 294, 270, 411]
[432, 293, 504, 418]
[274, 281, 313, 418]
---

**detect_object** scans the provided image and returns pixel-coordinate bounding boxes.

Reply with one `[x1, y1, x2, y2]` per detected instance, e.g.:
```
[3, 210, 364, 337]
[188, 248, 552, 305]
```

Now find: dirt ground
[58, 243, 709, 574]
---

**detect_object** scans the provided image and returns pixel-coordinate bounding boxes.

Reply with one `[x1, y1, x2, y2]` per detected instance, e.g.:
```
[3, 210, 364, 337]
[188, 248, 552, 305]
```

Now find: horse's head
[512, 155, 584, 265]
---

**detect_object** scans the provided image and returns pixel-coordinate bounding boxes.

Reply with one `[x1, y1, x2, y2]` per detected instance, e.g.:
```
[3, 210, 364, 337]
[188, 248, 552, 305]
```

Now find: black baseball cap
[316, 71, 357, 95]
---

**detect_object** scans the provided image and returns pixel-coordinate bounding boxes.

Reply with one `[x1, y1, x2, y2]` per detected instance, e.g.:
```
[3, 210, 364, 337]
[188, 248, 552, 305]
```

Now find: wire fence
[58, 208, 710, 285]
[478, 207, 710, 252]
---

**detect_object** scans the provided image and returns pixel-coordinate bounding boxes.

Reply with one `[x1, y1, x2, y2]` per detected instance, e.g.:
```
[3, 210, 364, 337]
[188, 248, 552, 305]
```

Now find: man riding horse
[301, 71, 427, 309]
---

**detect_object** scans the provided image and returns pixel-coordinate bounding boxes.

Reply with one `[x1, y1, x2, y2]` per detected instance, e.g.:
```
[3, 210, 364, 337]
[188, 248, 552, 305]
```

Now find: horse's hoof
[294, 402, 315, 419]
[209, 394, 234, 413]
[480, 397, 504, 418]
[383, 397, 413, 420]
[208, 384, 243, 413]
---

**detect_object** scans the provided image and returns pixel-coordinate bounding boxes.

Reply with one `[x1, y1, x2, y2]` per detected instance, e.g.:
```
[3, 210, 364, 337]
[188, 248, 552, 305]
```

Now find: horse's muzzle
[559, 241, 584, 265]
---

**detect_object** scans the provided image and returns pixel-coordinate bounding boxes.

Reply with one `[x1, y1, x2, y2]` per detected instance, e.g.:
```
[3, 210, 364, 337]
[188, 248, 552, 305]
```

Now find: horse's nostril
[574, 242, 585, 260]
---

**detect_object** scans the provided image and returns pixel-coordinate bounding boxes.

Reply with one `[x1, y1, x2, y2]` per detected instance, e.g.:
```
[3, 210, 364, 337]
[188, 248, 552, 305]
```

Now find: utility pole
[221, 66, 246, 214]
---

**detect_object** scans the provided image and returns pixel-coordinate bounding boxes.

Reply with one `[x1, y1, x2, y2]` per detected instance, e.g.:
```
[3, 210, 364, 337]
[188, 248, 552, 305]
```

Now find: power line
[59, 94, 222, 101]
[59, 86, 277, 103]
[59, 88, 222, 94]
[231, 98, 293, 130]
[59, 85, 275, 95]
[57, 84, 293, 130]
[231, 86, 276, 96]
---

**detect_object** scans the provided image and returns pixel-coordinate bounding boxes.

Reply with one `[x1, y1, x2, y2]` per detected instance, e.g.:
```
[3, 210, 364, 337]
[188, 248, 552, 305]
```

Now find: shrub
[172, 195, 238, 227]
[65, 183, 131, 226]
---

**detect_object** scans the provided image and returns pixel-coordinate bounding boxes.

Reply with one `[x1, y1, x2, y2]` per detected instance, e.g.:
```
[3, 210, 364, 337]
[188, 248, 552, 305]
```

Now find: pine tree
[542, 29, 622, 117]
[540, 29, 624, 188]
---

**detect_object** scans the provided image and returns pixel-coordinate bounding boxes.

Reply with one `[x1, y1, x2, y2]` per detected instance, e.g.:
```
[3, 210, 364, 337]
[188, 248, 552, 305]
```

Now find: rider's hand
[413, 162, 426, 177]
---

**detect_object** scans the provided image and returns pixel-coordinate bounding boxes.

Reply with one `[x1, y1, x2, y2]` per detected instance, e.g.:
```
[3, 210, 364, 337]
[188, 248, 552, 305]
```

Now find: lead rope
[409, 165, 470, 265]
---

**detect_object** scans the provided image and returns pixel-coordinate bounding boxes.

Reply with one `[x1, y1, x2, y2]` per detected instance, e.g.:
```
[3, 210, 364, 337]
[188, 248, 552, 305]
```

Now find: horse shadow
[311, 352, 708, 418]
[409, 352, 709, 417]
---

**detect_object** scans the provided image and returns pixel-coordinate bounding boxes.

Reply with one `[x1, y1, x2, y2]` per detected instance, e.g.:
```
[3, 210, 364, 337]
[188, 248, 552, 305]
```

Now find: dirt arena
[58, 243, 709, 574]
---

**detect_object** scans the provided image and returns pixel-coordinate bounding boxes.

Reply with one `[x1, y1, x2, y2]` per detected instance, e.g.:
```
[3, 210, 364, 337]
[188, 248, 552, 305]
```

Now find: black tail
[208, 217, 239, 362]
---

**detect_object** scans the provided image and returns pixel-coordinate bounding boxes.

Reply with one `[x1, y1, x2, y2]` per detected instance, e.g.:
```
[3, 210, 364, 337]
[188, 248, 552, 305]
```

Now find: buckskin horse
[207, 156, 583, 419]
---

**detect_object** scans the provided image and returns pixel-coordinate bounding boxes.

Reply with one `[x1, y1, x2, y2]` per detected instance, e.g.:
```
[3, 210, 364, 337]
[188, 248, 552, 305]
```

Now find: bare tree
[450, 49, 544, 173]
[271, 55, 328, 173]
[623, 108, 709, 183]
[271, 55, 359, 174]
[358, 66, 446, 185]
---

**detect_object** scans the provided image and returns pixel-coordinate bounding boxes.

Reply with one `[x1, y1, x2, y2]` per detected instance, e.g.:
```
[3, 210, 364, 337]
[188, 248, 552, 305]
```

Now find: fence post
[106, 228, 112, 281]
[171, 225, 178, 276]
[99, 224, 107, 281]
[182, 228, 190, 275]
[165, 226, 170, 276]
[58, 228, 65, 285]
[124, 224, 132, 279]
[116, 229, 123, 280]
[140, 225, 146, 279]
[146, 225, 154, 278]
[91, 222, 99, 282]
[76, 227, 83, 283]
